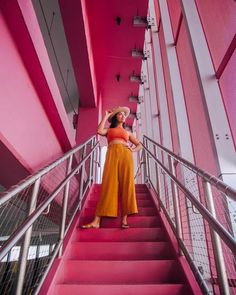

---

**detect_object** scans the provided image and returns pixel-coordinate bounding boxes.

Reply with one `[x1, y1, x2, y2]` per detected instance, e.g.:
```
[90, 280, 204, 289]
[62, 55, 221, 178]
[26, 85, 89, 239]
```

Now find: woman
[81, 106, 142, 229]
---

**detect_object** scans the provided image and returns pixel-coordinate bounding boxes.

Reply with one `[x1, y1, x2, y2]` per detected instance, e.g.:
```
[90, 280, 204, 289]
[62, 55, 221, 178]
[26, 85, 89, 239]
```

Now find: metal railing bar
[35, 161, 95, 294]
[146, 181, 212, 295]
[0, 136, 96, 206]
[34, 240, 62, 295]
[35, 169, 92, 295]
[142, 144, 236, 255]
[147, 179, 211, 294]
[0, 142, 99, 261]
[64, 178, 92, 238]
[178, 238, 211, 295]
[143, 135, 236, 201]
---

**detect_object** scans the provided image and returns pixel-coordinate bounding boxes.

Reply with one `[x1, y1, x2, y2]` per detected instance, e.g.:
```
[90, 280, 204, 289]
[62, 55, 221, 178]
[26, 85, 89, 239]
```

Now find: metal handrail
[142, 137, 236, 295]
[143, 135, 236, 202]
[0, 135, 99, 295]
[142, 143, 236, 255]
[0, 141, 99, 261]
[0, 136, 95, 206]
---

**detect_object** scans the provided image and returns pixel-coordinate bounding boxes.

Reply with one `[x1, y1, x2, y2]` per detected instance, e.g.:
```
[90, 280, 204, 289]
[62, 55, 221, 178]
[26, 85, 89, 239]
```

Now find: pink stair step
[76, 228, 166, 242]
[54, 284, 188, 295]
[89, 192, 149, 201]
[44, 184, 196, 295]
[79, 215, 161, 228]
[87, 199, 154, 208]
[62, 260, 184, 284]
[69, 241, 175, 260]
[83, 207, 156, 216]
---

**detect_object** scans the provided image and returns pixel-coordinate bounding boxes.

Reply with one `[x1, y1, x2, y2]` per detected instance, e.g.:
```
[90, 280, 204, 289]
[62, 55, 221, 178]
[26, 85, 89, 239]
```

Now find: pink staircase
[44, 184, 201, 295]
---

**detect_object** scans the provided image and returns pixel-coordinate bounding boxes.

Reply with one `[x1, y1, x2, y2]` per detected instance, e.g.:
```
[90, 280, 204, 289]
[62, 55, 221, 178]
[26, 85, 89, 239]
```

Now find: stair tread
[62, 260, 184, 284]
[54, 283, 187, 295]
[83, 207, 157, 216]
[47, 184, 195, 295]
[79, 215, 161, 228]
[77, 227, 166, 242]
[69, 241, 175, 260]
[88, 199, 154, 207]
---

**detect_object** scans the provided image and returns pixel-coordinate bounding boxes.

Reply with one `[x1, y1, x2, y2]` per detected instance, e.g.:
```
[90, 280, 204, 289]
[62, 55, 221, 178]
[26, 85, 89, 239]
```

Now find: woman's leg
[81, 215, 101, 228]
[119, 146, 138, 227]
[95, 145, 119, 217]
[81, 145, 120, 228]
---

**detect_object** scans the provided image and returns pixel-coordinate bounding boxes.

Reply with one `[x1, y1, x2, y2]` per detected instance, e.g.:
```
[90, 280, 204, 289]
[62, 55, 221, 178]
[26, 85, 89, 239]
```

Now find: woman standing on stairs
[82, 106, 142, 229]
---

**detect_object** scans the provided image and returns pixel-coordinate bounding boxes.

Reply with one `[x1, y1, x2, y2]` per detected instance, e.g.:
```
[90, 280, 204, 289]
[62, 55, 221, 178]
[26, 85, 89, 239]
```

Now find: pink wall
[167, 0, 182, 40]
[0, 3, 70, 187]
[0, 138, 29, 189]
[195, 0, 236, 71]
[76, 108, 100, 145]
[219, 51, 236, 148]
[195, 0, 236, 148]
[18, 0, 75, 147]
[59, 0, 98, 108]
[176, 21, 218, 174]
[0, 13, 62, 170]
[159, 23, 179, 154]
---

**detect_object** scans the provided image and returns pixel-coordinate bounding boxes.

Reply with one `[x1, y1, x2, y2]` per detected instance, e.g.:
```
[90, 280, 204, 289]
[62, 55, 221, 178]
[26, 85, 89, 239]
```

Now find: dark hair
[109, 113, 126, 128]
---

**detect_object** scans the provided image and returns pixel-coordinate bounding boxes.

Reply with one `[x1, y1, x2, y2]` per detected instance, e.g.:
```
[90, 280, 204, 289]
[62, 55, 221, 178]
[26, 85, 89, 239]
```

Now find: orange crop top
[107, 127, 129, 144]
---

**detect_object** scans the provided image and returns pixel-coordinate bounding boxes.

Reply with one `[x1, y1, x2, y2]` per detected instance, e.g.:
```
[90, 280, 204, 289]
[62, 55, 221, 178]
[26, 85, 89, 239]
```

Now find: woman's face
[116, 112, 126, 123]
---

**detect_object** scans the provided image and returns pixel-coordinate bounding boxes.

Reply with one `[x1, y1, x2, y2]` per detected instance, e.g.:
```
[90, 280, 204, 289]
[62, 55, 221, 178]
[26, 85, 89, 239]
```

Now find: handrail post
[142, 141, 147, 183]
[98, 144, 102, 183]
[168, 155, 183, 255]
[203, 180, 230, 295]
[146, 139, 151, 184]
[16, 177, 41, 295]
[58, 155, 73, 257]
[89, 137, 95, 186]
[143, 138, 150, 183]
[79, 145, 87, 205]
[153, 144, 162, 211]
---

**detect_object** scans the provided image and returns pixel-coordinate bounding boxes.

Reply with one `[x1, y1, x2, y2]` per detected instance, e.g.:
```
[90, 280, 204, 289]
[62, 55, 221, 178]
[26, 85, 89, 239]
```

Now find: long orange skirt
[96, 144, 138, 217]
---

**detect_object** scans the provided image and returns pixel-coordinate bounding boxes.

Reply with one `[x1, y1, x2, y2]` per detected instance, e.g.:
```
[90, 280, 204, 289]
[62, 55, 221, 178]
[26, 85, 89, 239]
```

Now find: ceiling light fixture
[133, 16, 150, 29]
[131, 48, 147, 60]
[128, 93, 144, 104]
[130, 72, 143, 84]
[116, 74, 121, 82]
[116, 17, 121, 26]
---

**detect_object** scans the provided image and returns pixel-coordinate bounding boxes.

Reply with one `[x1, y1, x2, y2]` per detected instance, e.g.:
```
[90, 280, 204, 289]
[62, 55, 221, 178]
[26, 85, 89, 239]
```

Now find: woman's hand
[125, 144, 134, 152]
[128, 133, 142, 152]
[105, 110, 112, 118]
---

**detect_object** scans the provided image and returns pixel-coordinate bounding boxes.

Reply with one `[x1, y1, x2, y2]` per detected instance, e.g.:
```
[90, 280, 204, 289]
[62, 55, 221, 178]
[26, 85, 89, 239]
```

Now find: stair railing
[141, 135, 236, 295]
[0, 136, 99, 295]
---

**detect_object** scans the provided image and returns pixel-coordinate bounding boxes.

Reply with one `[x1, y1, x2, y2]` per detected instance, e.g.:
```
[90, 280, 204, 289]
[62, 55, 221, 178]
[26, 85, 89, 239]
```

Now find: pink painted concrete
[81, 0, 148, 117]
[17, 0, 75, 147]
[176, 21, 218, 175]
[195, 0, 236, 71]
[167, 0, 182, 40]
[159, 23, 179, 153]
[41, 184, 201, 294]
[0, 137, 29, 189]
[219, 50, 236, 148]
[59, 0, 97, 108]
[76, 107, 100, 145]
[0, 12, 62, 174]
[1, 0, 73, 153]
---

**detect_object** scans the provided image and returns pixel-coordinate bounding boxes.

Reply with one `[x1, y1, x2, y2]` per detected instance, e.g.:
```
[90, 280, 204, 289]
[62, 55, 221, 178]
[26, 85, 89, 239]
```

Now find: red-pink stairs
[44, 184, 201, 295]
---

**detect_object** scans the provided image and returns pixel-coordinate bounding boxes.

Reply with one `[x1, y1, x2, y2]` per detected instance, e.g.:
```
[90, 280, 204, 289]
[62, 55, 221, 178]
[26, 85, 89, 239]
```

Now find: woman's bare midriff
[108, 139, 128, 146]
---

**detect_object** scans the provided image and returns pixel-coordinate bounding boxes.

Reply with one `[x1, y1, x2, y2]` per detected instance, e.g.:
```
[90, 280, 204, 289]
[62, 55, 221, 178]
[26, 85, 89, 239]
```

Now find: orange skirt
[96, 144, 138, 217]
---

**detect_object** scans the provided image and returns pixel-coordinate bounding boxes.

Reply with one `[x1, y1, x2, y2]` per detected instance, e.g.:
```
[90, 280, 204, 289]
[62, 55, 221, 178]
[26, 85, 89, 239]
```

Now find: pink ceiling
[60, 0, 148, 126]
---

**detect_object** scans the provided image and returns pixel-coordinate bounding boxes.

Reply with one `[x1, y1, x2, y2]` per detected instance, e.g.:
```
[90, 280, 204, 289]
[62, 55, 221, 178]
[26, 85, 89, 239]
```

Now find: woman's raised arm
[97, 110, 112, 136]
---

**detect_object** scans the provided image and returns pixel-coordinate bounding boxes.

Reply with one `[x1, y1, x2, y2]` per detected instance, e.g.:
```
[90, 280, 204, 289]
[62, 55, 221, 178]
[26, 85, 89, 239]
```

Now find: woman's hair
[109, 113, 126, 128]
